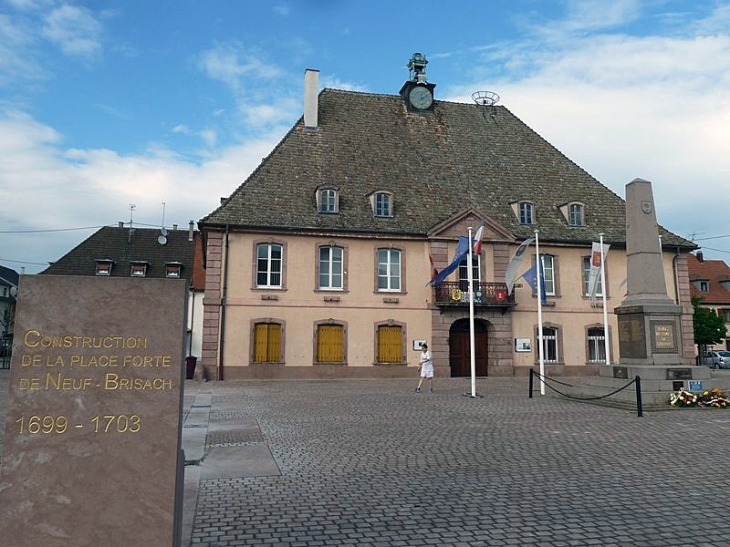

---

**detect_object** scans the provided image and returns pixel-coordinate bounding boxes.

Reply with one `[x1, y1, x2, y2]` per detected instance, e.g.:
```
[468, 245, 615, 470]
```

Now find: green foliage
[692, 296, 728, 348]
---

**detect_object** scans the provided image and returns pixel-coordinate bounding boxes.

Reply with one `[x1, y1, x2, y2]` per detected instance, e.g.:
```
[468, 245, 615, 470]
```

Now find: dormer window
[373, 191, 393, 217]
[558, 201, 586, 226]
[95, 259, 114, 276]
[511, 201, 534, 224]
[699, 280, 709, 292]
[520, 202, 534, 224]
[317, 187, 339, 213]
[568, 204, 585, 226]
[130, 261, 149, 277]
[165, 262, 182, 278]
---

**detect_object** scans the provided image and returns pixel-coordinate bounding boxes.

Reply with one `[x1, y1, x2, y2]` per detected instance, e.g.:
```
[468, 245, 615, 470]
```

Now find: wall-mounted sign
[515, 338, 531, 352]
[413, 339, 427, 351]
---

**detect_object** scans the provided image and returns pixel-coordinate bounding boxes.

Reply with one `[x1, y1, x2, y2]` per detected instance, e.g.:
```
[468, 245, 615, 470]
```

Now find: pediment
[427, 207, 514, 242]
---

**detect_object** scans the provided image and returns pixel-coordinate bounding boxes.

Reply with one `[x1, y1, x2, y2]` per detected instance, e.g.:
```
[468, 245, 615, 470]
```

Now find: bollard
[529, 368, 534, 398]
[635, 375, 643, 417]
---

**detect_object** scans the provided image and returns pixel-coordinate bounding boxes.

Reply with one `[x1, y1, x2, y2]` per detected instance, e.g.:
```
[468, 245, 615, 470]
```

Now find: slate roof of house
[688, 253, 730, 305]
[200, 88, 694, 250]
[0, 265, 19, 288]
[41, 226, 197, 280]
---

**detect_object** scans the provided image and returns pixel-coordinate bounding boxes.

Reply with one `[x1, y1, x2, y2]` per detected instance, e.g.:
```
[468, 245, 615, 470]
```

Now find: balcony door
[449, 318, 488, 377]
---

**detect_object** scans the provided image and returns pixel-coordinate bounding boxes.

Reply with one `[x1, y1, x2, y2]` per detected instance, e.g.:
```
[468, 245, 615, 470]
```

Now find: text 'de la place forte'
[21, 354, 172, 368]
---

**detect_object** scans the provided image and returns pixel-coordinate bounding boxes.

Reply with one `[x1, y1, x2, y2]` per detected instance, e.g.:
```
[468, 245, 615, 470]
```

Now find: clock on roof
[400, 52, 436, 113]
[409, 85, 433, 110]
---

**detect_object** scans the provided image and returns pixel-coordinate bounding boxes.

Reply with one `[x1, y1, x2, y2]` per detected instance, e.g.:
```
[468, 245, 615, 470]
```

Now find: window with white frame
[540, 254, 555, 296]
[519, 202, 533, 224]
[319, 188, 338, 213]
[568, 203, 585, 226]
[377, 248, 401, 291]
[256, 243, 283, 288]
[587, 327, 606, 363]
[699, 280, 709, 292]
[319, 246, 343, 290]
[374, 192, 392, 217]
[540, 326, 559, 362]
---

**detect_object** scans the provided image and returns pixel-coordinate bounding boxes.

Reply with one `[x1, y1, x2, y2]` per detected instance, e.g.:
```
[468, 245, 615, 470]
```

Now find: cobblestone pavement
[182, 376, 730, 547]
[4, 370, 730, 546]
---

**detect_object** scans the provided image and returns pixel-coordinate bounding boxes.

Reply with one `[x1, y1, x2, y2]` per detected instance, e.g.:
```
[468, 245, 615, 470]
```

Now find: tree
[692, 296, 727, 358]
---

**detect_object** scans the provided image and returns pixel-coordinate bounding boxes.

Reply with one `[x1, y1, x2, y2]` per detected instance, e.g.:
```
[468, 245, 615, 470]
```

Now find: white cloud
[0, 109, 284, 272]
[197, 42, 284, 92]
[41, 4, 103, 60]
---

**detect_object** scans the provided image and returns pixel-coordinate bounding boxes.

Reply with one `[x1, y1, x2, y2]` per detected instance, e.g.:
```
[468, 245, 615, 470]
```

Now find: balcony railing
[433, 281, 515, 308]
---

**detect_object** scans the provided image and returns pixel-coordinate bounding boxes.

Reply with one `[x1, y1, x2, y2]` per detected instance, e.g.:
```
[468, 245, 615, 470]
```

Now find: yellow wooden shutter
[378, 326, 402, 363]
[254, 323, 281, 363]
[317, 325, 344, 362]
[267, 324, 281, 362]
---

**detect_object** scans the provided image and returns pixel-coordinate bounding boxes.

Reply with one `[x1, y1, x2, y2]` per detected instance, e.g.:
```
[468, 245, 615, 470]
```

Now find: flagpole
[599, 233, 611, 365]
[535, 229, 545, 396]
[467, 226, 477, 398]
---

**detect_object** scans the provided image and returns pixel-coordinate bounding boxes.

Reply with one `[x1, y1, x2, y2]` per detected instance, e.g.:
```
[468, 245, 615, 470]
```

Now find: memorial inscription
[651, 321, 676, 352]
[617, 313, 646, 359]
[0, 275, 187, 547]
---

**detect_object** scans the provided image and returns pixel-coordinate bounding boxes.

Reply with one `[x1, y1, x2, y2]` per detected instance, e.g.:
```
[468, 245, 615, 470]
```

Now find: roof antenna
[158, 202, 168, 246]
[472, 91, 500, 122]
[128, 204, 136, 243]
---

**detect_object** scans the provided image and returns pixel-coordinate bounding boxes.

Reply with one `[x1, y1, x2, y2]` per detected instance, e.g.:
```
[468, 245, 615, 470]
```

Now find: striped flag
[472, 221, 485, 255]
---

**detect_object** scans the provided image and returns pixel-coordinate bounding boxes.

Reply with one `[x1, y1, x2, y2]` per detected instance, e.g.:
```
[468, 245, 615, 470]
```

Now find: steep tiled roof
[41, 226, 196, 280]
[200, 89, 694, 249]
[688, 253, 730, 305]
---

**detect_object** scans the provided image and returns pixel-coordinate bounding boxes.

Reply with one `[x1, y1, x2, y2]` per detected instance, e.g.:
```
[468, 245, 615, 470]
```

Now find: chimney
[188, 221, 195, 242]
[697, 251, 704, 262]
[118, 221, 124, 228]
[304, 68, 319, 129]
[172, 224, 178, 231]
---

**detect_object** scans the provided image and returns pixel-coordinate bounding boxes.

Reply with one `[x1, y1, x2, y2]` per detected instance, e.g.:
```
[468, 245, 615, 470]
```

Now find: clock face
[409, 86, 433, 109]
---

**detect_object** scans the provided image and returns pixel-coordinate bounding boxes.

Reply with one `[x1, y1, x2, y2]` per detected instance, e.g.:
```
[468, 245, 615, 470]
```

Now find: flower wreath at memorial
[670, 388, 730, 408]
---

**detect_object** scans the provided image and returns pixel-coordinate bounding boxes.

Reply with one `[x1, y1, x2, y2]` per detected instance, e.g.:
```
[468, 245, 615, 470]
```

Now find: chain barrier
[529, 369, 643, 417]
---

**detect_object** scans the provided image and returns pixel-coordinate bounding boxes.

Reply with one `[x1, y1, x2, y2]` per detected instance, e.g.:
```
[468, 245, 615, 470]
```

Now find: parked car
[700, 350, 730, 369]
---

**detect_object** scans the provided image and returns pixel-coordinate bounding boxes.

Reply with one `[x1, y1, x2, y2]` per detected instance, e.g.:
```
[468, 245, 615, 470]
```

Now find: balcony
[433, 282, 515, 309]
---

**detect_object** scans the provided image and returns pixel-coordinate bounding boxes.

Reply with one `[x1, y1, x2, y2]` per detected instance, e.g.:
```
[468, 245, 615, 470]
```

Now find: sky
[1, 0, 729, 275]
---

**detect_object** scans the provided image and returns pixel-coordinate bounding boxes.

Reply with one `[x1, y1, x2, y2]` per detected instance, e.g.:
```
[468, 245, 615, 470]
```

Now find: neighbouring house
[40, 222, 204, 367]
[688, 251, 730, 351]
[198, 54, 697, 381]
[0, 264, 19, 368]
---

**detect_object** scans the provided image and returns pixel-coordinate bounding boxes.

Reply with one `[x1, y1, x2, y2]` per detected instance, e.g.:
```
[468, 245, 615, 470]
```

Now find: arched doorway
[449, 318, 488, 377]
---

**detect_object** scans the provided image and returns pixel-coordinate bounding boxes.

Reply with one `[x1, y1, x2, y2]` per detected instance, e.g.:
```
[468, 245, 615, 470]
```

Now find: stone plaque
[651, 320, 676, 352]
[0, 276, 187, 547]
[666, 368, 692, 380]
[617, 313, 646, 359]
[612, 366, 628, 379]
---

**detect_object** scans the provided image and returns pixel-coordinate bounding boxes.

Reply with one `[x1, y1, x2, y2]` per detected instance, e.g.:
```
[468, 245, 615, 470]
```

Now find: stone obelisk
[614, 178, 684, 365]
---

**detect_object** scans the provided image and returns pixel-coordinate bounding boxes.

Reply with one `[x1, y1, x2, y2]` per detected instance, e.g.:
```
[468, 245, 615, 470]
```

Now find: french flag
[472, 221, 485, 255]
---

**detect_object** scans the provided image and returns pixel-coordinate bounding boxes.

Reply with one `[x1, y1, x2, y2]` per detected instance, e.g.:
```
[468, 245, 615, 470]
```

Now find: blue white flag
[521, 263, 547, 305]
[505, 237, 534, 294]
[430, 236, 470, 287]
